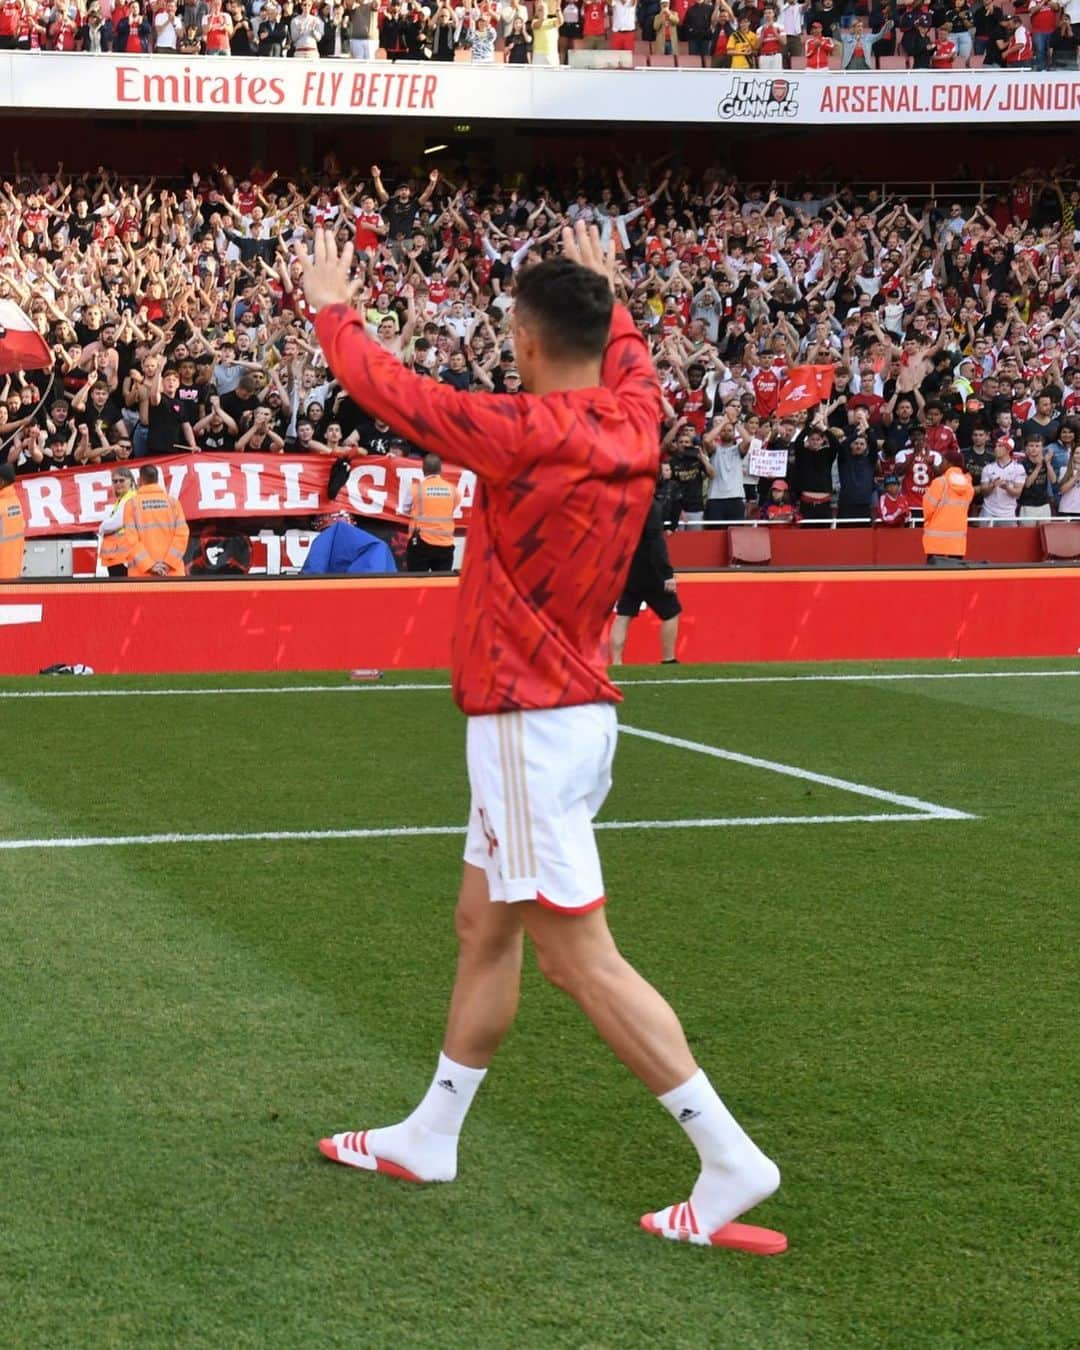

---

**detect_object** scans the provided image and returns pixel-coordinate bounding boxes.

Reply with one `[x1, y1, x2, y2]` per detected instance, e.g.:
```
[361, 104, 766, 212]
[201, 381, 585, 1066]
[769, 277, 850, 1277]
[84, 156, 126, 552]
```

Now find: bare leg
[609, 614, 631, 665]
[442, 863, 525, 1068]
[659, 615, 678, 662]
[520, 902, 782, 1245]
[520, 902, 696, 1095]
[319, 864, 523, 1181]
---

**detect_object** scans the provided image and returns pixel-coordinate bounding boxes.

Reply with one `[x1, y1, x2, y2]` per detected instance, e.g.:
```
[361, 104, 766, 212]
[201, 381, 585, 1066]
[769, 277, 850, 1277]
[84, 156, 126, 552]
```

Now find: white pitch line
[620, 725, 974, 821]
[0, 813, 947, 852]
[0, 682, 450, 700]
[0, 668, 1078, 700]
[618, 670, 1080, 689]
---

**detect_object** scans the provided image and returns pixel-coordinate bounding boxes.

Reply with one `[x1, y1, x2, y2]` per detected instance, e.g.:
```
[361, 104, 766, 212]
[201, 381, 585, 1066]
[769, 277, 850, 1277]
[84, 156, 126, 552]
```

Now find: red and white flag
[0, 299, 53, 374]
[775, 364, 835, 418]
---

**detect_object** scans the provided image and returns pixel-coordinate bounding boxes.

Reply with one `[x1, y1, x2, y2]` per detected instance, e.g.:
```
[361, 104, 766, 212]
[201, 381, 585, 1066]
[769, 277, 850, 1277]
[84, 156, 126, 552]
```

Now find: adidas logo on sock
[436, 1078, 457, 1093]
[678, 1107, 700, 1123]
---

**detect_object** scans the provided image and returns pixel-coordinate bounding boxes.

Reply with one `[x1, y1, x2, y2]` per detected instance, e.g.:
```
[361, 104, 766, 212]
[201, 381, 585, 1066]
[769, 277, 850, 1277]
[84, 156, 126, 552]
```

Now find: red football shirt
[925, 424, 961, 465]
[752, 368, 782, 418]
[353, 209, 384, 253]
[895, 447, 942, 500]
[582, 0, 607, 35]
[314, 303, 661, 716]
[875, 491, 911, 526]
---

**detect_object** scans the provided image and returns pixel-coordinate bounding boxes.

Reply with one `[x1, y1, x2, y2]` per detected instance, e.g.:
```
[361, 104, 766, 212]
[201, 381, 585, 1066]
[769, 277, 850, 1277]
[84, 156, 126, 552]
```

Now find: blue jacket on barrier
[301, 522, 398, 576]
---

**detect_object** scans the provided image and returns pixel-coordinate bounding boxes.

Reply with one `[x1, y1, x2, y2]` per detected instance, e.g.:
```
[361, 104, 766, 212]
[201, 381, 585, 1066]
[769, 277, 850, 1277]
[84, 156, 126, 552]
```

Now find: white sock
[411, 1052, 487, 1136]
[364, 1052, 487, 1182]
[657, 1069, 780, 1232]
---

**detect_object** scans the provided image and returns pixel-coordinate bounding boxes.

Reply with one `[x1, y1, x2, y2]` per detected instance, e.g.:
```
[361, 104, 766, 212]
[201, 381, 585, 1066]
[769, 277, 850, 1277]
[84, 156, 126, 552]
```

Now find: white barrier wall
[1, 54, 1078, 125]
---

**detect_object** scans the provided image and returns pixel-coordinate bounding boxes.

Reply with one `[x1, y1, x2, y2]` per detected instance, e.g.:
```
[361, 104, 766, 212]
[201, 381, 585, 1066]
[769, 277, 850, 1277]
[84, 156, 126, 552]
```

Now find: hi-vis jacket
[409, 475, 460, 549]
[123, 483, 189, 577]
[922, 467, 974, 557]
[98, 488, 137, 570]
[0, 481, 25, 580]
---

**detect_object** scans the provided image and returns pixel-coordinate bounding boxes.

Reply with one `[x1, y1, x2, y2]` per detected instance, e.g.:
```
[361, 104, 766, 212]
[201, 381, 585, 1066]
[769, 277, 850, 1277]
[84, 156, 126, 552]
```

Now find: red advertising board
[2, 569, 1077, 677]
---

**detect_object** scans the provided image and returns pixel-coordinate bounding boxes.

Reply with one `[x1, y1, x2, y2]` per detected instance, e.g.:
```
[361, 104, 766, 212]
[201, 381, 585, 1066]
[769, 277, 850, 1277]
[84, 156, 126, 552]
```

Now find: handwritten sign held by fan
[746, 446, 790, 479]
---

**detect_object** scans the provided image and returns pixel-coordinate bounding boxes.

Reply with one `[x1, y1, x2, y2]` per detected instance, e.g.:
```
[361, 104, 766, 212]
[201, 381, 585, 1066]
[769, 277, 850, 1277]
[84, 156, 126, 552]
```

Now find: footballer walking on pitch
[302, 223, 785, 1255]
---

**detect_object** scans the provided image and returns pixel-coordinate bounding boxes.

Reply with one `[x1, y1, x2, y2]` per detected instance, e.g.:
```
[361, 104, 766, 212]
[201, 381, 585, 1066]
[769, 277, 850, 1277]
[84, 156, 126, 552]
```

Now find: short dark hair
[139, 465, 159, 485]
[423, 453, 442, 476]
[514, 258, 613, 362]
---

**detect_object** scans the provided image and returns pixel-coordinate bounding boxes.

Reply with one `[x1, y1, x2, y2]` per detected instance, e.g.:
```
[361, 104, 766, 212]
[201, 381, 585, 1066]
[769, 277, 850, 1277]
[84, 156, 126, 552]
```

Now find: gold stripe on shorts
[510, 713, 536, 876]
[496, 716, 523, 879]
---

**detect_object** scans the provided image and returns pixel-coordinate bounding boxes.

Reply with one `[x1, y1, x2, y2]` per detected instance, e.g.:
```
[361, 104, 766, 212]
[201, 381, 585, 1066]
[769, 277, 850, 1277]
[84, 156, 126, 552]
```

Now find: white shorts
[463, 703, 617, 914]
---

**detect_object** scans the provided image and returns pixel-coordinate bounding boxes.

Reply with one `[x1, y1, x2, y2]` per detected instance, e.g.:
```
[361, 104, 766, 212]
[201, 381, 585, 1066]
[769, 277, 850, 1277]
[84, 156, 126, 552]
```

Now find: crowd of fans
[4, 157, 1080, 532]
[2, 0, 1078, 67]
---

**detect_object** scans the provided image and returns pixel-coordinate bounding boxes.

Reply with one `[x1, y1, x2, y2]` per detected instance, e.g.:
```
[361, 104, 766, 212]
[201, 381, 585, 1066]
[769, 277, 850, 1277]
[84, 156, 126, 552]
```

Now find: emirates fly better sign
[2, 54, 1080, 125]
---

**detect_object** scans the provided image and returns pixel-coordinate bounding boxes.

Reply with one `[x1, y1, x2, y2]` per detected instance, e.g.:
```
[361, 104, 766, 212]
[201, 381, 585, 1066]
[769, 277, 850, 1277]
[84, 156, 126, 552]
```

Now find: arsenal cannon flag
[775, 366, 835, 418]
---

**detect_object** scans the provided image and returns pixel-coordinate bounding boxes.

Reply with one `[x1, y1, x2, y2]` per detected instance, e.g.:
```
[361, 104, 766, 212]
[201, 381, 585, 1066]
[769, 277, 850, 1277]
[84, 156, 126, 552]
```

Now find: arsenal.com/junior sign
[2, 54, 1080, 125]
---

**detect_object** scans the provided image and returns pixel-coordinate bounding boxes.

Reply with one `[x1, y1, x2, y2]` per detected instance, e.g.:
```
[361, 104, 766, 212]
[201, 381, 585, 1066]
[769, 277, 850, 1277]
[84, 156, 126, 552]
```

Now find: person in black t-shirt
[72, 378, 124, 434]
[1021, 392, 1062, 459]
[139, 366, 197, 458]
[219, 374, 263, 436]
[655, 460, 680, 532]
[790, 422, 837, 521]
[371, 164, 440, 241]
[610, 498, 682, 665]
[18, 424, 79, 472]
[176, 357, 206, 420]
[72, 380, 127, 463]
[439, 351, 473, 391]
[1017, 436, 1056, 519]
[353, 415, 418, 458]
[665, 423, 708, 527]
[193, 397, 239, 452]
[962, 426, 995, 488]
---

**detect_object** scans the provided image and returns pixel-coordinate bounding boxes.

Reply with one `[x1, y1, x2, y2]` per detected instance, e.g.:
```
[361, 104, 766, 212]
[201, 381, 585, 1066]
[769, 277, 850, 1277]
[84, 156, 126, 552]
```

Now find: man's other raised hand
[301, 228, 360, 314]
[561, 219, 615, 292]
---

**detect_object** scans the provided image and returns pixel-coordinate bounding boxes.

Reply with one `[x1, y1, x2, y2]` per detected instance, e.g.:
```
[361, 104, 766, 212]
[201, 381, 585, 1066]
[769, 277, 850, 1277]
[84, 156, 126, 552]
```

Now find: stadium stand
[6, 0, 1078, 69]
[4, 153, 1080, 571]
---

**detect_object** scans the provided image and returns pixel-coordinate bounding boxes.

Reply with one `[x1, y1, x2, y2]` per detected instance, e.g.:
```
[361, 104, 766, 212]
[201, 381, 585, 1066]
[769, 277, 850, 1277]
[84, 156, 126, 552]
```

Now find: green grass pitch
[2, 660, 1078, 1348]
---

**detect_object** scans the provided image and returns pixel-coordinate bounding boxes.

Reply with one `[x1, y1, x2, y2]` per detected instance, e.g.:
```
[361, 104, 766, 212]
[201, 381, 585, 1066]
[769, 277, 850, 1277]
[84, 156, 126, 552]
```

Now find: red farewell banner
[775, 365, 835, 417]
[16, 453, 478, 539]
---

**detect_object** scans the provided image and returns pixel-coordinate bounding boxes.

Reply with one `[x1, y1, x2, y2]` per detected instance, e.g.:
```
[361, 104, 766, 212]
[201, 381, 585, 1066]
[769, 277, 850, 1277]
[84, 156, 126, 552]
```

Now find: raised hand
[560, 219, 614, 292]
[301, 227, 358, 313]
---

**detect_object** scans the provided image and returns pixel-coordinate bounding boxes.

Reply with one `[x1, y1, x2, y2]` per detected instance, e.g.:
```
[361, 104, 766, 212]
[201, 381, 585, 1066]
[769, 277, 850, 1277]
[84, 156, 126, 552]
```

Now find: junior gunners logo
[718, 77, 799, 120]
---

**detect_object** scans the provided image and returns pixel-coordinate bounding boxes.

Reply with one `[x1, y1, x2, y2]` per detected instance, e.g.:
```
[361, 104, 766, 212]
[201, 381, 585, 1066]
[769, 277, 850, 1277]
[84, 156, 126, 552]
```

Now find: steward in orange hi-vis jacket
[0, 463, 26, 581]
[123, 464, 189, 578]
[922, 465, 974, 563]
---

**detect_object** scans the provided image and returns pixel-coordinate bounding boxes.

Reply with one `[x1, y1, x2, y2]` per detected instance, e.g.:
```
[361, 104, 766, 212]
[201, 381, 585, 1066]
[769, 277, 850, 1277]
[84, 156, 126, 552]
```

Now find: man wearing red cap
[760, 479, 797, 521]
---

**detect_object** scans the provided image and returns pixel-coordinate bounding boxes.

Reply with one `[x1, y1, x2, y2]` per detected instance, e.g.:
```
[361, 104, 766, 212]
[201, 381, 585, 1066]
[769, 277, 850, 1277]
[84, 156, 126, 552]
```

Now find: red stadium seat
[648, 53, 676, 66]
[1039, 522, 1080, 561]
[729, 527, 772, 566]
